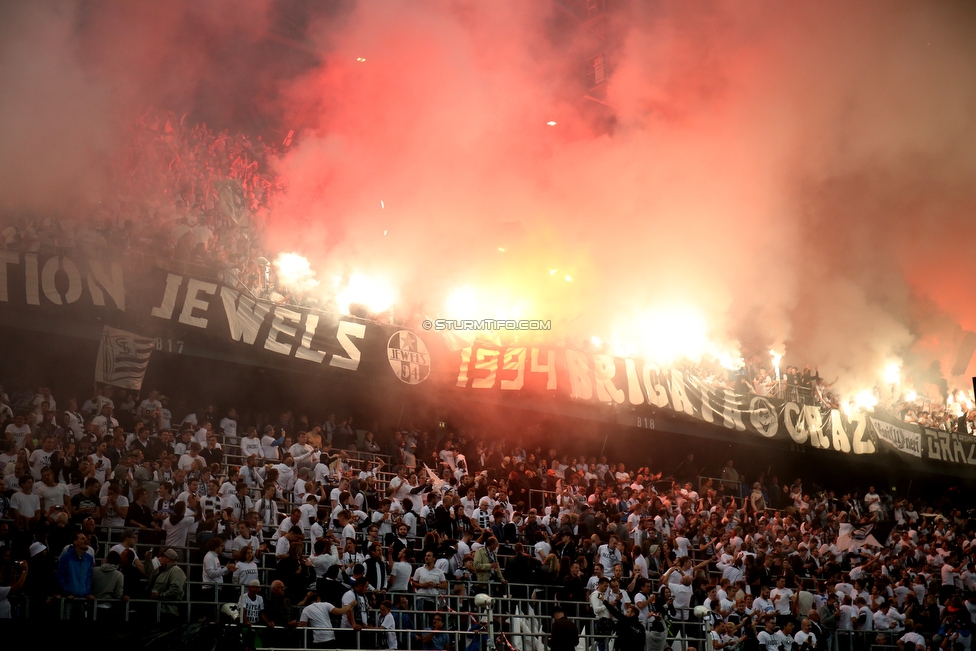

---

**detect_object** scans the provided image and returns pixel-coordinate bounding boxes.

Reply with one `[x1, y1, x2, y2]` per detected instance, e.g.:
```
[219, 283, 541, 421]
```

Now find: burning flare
[335, 272, 397, 315]
[274, 252, 319, 293]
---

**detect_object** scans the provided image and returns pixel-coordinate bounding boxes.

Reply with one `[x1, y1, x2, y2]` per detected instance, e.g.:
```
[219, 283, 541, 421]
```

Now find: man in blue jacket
[57, 531, 94, 618]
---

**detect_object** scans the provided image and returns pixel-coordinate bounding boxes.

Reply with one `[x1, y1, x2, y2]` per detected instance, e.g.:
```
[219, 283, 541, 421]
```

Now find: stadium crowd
[1, 378, 974, 651]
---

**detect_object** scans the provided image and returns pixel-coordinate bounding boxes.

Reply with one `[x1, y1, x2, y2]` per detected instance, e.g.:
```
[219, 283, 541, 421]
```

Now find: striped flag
[94, 326, 155, 390]
[216, 179, 248, 229]
[836, 521, 896, 551]
[423, 464, 447, 492]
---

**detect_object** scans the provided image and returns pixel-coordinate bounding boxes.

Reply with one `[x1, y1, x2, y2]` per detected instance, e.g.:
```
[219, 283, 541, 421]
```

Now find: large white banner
[94, 326, 155, 390]
[869, 417, 922, 457]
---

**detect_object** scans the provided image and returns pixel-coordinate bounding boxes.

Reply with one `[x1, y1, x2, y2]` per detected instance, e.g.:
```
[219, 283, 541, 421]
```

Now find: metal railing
[6, 595, 711, 651]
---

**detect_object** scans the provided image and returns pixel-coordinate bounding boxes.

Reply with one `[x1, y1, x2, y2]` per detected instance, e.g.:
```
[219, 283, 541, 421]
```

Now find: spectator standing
[57, 532, 94, 618]
[377, 599, 398, 650]
[590, 577, 614, 651]
[147, 549, 187, 621]
[294, 590, 353, 649]
[91, 550, 126, 618]
[392, 594, 416, 650]
[819, 593, 840, 651]
[794, 619, 818, 651]
[473, 537, 506, 585]
[771, 577, 796, 626]
[549, 606, 581, 651]
[864, 487, 881, 517]
[238, 579, 267, 625]
[412, 550, 448, 621]
[720, 460, 740, 494]
[264, 580, 294, 648]
[10, 475, 42, 530]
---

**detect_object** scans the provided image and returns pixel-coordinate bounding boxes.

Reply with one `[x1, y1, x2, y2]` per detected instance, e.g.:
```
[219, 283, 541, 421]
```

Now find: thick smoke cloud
[0, 2, 115, 210]
[269, 0, 976, 394]
[0, 0, 308, 210]
[4, 0, 976, 397]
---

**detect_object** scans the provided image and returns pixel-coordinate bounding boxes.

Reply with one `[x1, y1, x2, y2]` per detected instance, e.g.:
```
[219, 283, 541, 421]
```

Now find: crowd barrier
[6, 594, 710, 651]
[10, 589, 914, 651]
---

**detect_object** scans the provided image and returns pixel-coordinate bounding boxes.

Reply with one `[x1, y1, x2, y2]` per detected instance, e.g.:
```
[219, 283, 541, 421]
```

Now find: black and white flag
[216, 179, 248, 229]
[837, 521, 896, 551]
[94, 326, 155, 390]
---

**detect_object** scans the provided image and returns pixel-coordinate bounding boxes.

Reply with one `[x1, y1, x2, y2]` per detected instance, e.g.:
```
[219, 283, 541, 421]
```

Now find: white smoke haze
[0, 3, 116, 210]
[4, 0, 976, 398]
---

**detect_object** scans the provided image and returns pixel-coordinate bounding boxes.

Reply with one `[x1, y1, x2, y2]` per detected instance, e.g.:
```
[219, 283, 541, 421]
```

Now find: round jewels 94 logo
[387, 330, 431, 385]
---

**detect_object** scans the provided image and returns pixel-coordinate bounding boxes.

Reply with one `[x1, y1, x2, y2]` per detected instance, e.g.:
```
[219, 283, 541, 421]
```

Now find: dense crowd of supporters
[1, 378, 974, 651]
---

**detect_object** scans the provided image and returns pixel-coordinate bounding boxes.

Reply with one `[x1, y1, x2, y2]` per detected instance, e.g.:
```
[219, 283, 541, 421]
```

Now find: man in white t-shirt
[240, 430, 263, 459]
[705, 585, 734, 620]
[377, 600, 398, 650]
[864, 488, 881, 515]
[613, 463, 631, 485]
[340, 579, 371, 630]
[942, 557, 960, 601]
[179, 442, 204, 471]
[297, 593, 353, 645]
[855, 597, 873, 632]
[898, 625, 926, 651]
[835, 580, 855, 602]
[89, 440, 113, 483]
[585, 564, 606, 596]
[632, 549, 649, 579]
[260, 426, 282, 460]
[670, 574, 694, 621]
[838, 596, 858, 637]
[438, 442, 457, 472]
[674, 531, 692, 558]
[273, 456, 297, 492]
[237, 580, 266, 624]
[287, 434, 315, 470]
[92, 405, 119, 437]
[220, 408, 238, 443]
[170, 215, 191, 245]
[794, 619, 818, 650]
[10, 476, 42, 527]
[771, 577, 796, 619]
[460, 488, 479, 519]
[63, 399, 85, 439]
[668, 556, 708, 589]
[157, 397, 172, 430]
[411, 551, 447, 609]
[100, 483, 129, 528]
[4, 414, 31, 450]
[138, 391, 162, 424]
[752, 586, 776, 615]
[274, 508, 309, 540]
[28, 437, 59, 480]
[597, 535, 622, 573]
[34, 467, 70, 513]
[31, 387, 56, 413]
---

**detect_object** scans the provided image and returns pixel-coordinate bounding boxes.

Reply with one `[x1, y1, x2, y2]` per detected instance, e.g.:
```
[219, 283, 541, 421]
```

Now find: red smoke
[4, 0, 976, 396]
